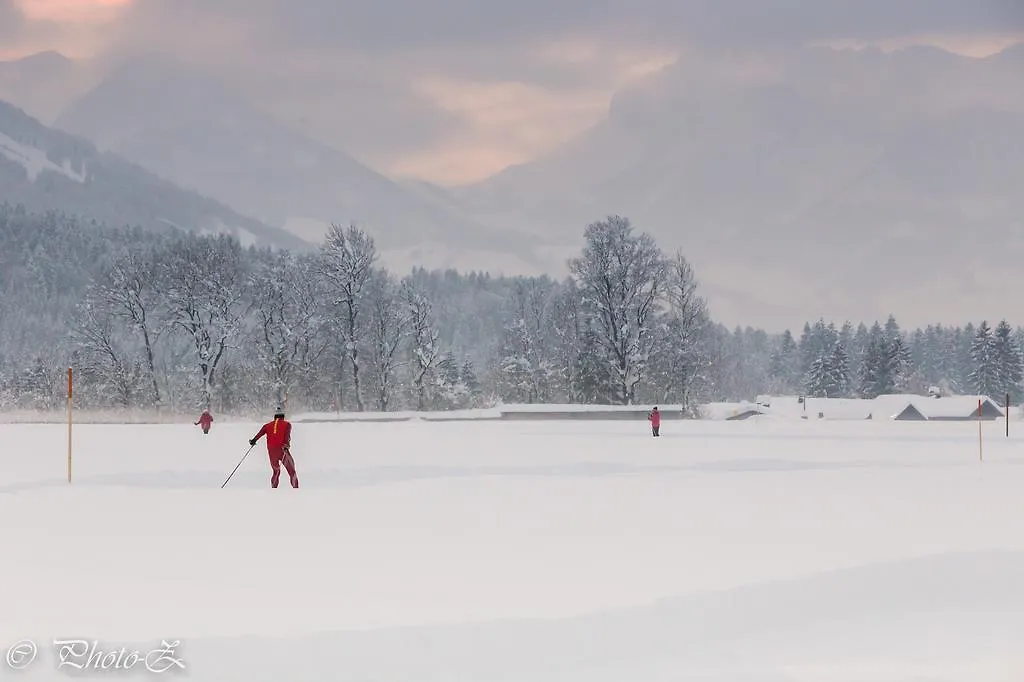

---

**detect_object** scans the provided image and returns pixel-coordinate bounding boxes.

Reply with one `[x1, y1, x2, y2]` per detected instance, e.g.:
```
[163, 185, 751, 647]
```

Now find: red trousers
[269, 447, 299, 488]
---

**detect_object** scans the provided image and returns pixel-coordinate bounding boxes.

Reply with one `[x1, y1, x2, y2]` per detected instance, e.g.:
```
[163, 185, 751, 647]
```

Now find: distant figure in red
[195, 409, 213, 434]
[648, 406, 661, 437]
[249, 408, 299, 488]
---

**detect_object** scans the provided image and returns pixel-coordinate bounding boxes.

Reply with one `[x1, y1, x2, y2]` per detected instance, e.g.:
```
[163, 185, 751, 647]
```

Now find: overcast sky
[3, 0, 1023, 183]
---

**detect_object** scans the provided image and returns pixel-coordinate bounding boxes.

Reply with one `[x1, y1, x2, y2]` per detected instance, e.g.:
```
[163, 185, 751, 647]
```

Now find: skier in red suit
[249, 408, 299, 488]
[195, 409, 213, 434]
[648, 406, 661, 437]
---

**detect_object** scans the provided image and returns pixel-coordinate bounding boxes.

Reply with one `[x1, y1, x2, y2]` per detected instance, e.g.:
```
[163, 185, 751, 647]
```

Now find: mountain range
[1, 44, 1023, 329]
[50, 56, 541, 274]
[451, 44, 1024, 327]
[0, 99, 307, 250]
[0, 50, 88, 123]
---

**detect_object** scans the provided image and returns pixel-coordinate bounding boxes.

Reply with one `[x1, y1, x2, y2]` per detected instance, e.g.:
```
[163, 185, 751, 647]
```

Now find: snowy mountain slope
[0, 100, 308, 250]
[53, 55, 539, 269]
[452, 44, 1024, 328]
[0, 130, 87, 183]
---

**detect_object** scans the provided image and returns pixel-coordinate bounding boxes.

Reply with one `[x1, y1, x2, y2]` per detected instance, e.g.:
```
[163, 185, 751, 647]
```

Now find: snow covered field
[2, 416, 1024, 681]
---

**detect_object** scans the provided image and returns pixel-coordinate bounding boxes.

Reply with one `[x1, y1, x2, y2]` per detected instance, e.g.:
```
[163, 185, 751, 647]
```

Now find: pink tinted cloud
[17, 0, 131, 23]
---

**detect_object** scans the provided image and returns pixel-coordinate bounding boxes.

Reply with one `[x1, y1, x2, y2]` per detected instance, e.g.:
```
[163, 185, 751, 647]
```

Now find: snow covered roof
[700, 401, 761, 420]
[749, 394, 1004, 421]
[754, 396, 873, 420]
[912, 395, 1003, 419]
[497, 403, 682, 413]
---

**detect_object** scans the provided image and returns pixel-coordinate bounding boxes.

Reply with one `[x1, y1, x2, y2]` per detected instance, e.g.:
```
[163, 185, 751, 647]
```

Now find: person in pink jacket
[195, 409, 213, 434]
[648, 406, 661, 437]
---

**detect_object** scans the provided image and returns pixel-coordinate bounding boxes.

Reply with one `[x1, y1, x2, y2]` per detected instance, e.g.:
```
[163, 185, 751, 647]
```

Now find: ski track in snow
[2, 417, 1023, 681]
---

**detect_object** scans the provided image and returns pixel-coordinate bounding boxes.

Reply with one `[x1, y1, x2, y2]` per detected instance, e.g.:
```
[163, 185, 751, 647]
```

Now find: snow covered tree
[838, 321, 854, 351]
[850, 322, 870, 372]
[802, 339, 851, 398]
[956, 323, 976, 391]
[496, 277, 559, 403]
[366, 271, 410, 411]
[911, 326, 939, 386]
[72, 294, 141, 407]
[569, 215, 667, 404]
[653, 251, 712, 411]
[829, 342, 852, 397]
[890, 335, 912, 391]
[434, 351, 476, 409]
[318, 223, 377, 411]
[859, 323, 896, 398]
[969, 321, 1000, 396]
[249, 250, 327, 409]
[401, 278, 441, 411]
[461, 360, 481, 400]
[805, 355, 831, 397]
[90, 246, 165, 406]
[798, 320, 842, 396]
[550, 281, 605, 404]
[10, 357, 62, 410]
[993, 320, 1023, 402]
[161, 234, 247, 411]
[798, 319, 838, 382]
[768, 329, 799, 393]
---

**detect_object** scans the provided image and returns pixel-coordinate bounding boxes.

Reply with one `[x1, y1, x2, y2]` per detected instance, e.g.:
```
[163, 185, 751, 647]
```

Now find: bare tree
[318, 223, 377, 411]
[250, 251, 328, 409]
[93, 247, 164, 406]
[72, 296, 137, 407]
[161, 235, 247, 410]
[569, 215, 667, 405]
[367, 271, 410, 411]
[402, 278, 440, 411]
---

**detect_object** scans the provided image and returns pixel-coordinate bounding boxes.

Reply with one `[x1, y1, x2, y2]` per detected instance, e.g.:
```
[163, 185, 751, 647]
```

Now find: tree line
[772, 317, 1024, 403]
[1, 203, 1021, 415]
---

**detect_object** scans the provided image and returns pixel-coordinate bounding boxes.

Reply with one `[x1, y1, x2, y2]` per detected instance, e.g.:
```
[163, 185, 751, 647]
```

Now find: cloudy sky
[3, 0, 1023, 184]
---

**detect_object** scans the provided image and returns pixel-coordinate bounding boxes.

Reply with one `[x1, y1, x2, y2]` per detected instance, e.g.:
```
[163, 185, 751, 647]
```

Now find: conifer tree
[969, 321, 1000, 396]
[993, 320, 1023, 402]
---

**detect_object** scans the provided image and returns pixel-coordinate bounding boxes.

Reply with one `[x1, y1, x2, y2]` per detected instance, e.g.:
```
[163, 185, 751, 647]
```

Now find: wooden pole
[67, 367, 73, 483]
[1007, 392, 1010, 438]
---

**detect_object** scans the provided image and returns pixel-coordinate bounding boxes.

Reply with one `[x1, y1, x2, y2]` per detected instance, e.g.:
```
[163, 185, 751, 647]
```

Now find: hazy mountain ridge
[452, 43, 1024, 327]
[0, 99, 308, 250]
[0, 50, 95, 124]
[51, 55, 540, 274]
[5, 44, 1022, 327]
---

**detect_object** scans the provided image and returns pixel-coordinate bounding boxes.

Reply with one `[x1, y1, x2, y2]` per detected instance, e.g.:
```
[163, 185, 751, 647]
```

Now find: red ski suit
[251, 418, 298, 488]
[196, 411, 213, 433]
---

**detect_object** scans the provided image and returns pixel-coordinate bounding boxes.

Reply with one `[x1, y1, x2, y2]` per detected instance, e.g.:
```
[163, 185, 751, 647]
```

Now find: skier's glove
[249, 438, 256, 446]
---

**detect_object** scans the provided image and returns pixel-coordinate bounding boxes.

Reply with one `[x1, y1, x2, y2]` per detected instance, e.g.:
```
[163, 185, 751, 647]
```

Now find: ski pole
[221, 443, 256, 488]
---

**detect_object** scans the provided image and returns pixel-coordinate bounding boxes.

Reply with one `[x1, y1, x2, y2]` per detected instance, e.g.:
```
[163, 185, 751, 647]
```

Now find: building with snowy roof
[912, 395, 1004, 421]
[733, 394, 1005, 422]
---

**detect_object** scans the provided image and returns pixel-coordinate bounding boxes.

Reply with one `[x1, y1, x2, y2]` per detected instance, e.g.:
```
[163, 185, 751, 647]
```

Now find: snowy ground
[2, 417, 1024, 681]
